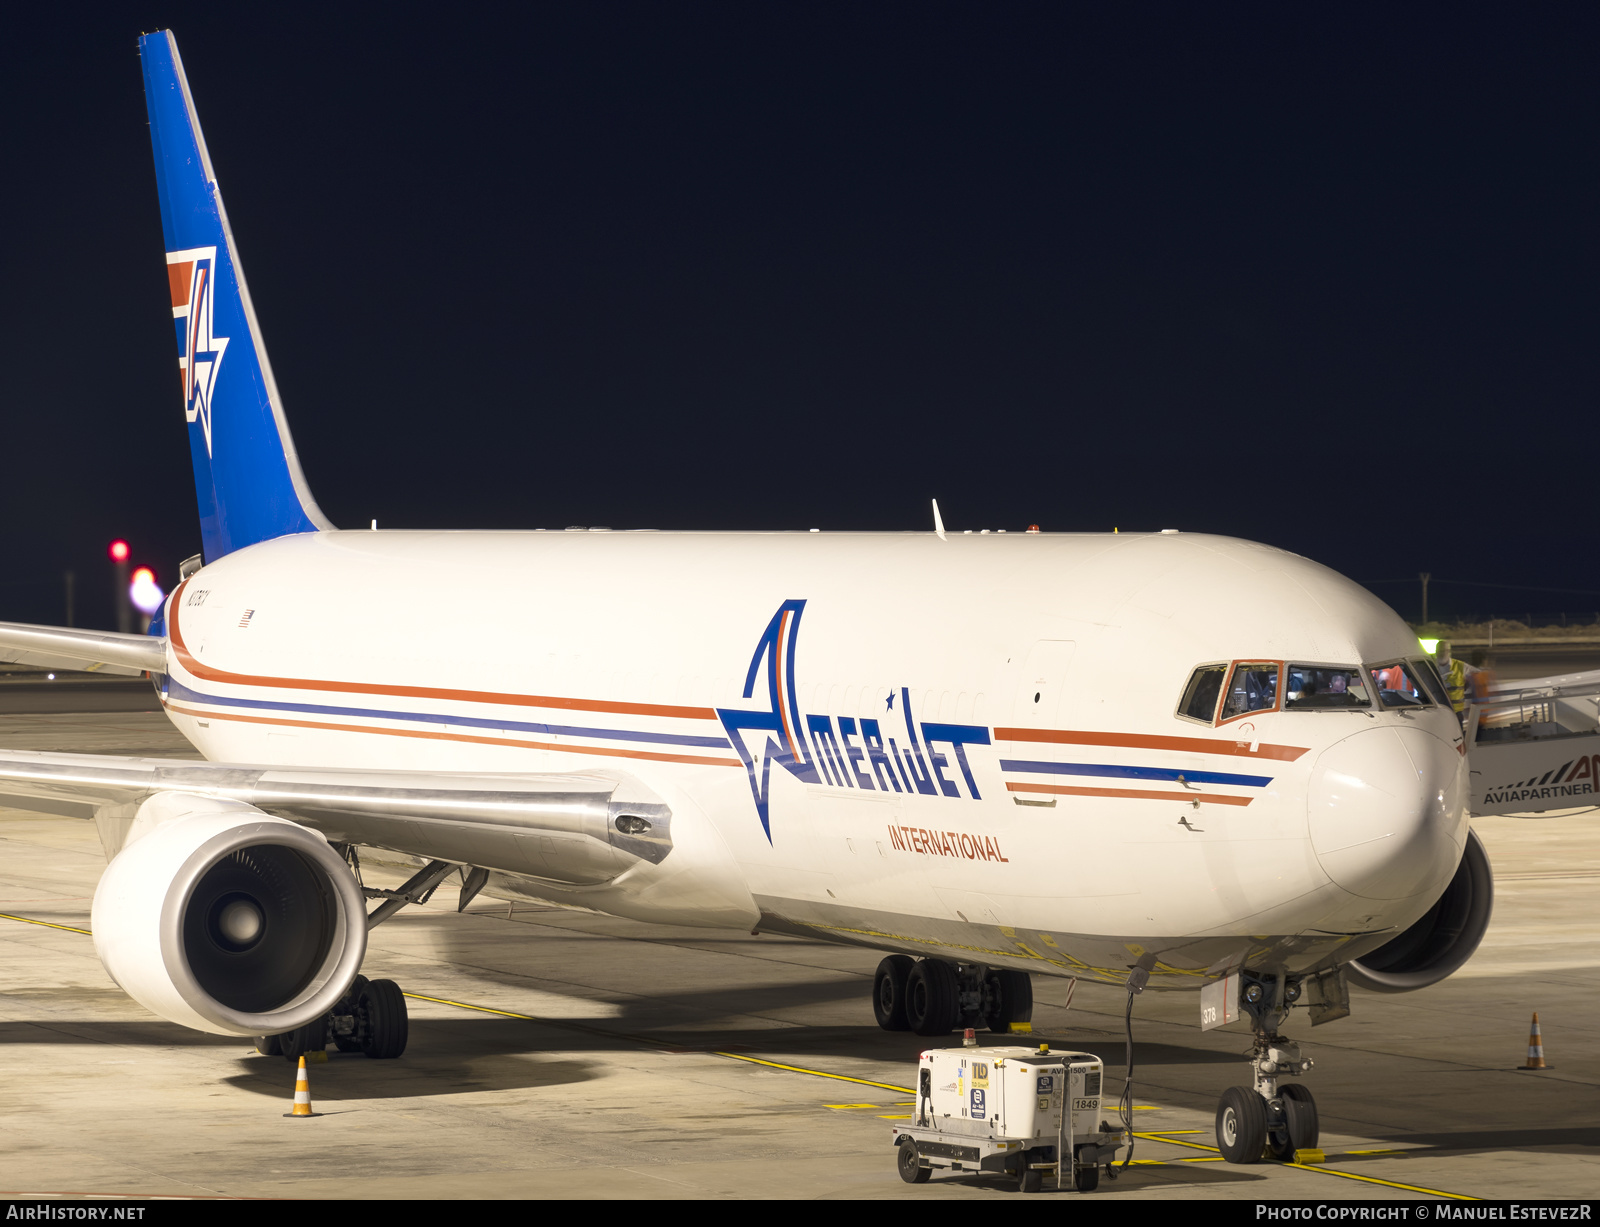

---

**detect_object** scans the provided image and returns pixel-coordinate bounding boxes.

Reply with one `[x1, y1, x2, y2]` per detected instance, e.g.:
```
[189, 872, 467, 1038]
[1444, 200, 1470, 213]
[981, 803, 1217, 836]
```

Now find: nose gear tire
[1274, 1083, 1319, 1157]
[1217, 1085, 1268, 1164]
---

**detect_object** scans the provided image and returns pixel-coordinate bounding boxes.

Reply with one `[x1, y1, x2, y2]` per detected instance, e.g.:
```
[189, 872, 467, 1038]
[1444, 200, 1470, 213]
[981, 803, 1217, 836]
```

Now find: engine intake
[1345, 826, 1493, 993]
[92, 792, 367, 1036]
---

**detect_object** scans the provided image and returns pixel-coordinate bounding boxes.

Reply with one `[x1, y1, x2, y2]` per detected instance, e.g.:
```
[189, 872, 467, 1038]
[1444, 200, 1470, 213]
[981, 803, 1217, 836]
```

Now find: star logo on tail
[167, 246, 230, 457]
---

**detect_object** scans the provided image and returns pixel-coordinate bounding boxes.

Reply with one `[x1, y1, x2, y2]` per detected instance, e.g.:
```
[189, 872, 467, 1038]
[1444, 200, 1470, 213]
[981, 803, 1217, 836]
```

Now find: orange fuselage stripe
[1005, 781, 1255, 806]
[166, 579, 718, 722]
[994, 727, 1307, 762]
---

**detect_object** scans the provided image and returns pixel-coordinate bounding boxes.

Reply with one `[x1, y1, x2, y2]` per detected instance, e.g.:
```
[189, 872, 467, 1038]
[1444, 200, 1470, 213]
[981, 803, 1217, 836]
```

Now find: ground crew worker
[1437, 640, 1468, 714]
[1466, 650, 1495, 706]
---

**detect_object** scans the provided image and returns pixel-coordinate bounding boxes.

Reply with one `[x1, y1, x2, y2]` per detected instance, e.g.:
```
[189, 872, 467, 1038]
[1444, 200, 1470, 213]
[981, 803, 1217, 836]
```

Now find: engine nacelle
[1345, 827, 1493, 993]
[92, 792, 367, 1036]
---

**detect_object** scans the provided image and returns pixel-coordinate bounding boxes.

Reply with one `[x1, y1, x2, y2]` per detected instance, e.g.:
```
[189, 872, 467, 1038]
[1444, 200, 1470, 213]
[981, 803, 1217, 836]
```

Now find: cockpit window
[1284, 665, 1372, 709]
[1220, 662, 1281, 721]
[1177, 665, 1227, 724]
[1369, 661, 1434, 708]
[1412, 658, 1452, 708]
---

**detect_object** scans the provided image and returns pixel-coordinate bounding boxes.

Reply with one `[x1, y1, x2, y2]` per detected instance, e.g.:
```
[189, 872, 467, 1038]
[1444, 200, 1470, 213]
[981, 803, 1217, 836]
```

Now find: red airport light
[108, 539, 130, 563]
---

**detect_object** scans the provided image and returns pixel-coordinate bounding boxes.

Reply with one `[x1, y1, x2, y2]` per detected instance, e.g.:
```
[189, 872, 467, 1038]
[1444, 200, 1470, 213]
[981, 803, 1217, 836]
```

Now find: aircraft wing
[0, 620, 166, 678]
[0, 748, 673, 880]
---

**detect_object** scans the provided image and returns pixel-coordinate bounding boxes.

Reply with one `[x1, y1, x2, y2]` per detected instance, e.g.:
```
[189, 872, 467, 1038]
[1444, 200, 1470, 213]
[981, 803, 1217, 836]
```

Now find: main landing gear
[255, 975, 410, 1061]
[253, 845, 436, 1060]
[872, 955, 1034, 1036]
[1215, 973, 1319, 1164]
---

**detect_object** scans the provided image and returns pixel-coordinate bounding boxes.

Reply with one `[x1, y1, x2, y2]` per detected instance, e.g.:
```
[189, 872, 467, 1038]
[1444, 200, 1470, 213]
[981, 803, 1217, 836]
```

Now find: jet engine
[91, 791, 367, 1036]
[1344, 827, 1493, 993]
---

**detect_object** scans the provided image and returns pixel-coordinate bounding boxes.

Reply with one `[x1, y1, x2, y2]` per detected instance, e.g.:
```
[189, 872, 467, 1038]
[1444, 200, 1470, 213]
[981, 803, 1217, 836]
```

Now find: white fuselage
[154, 528, 1468, 988]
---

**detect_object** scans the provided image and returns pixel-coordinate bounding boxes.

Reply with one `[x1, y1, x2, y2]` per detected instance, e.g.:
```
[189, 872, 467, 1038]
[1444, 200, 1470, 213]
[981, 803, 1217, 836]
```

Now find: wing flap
[0, 621, 165, 677]
[0, 750, 672, 885]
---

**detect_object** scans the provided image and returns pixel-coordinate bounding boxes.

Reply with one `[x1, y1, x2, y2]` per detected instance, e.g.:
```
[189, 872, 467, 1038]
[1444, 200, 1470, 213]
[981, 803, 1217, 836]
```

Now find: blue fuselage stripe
[165, 679, 735, 749]
[997, 759, 1273, 787]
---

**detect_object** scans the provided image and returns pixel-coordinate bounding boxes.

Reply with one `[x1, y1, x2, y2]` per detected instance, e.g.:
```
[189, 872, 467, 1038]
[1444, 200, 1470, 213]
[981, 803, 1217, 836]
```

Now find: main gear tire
[906, 959, 960, 1036]
[983, 969, 1033, 1032]
[359, 977, 409, 1059]
[279, 1014, 326, 1062]
[873, 956, 915, 1032]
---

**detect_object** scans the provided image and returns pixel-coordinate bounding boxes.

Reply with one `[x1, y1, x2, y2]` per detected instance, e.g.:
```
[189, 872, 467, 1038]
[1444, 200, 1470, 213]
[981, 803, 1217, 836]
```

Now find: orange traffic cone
[1517, 1013, 1551, 1070]
[284, 1054, 321, 1117]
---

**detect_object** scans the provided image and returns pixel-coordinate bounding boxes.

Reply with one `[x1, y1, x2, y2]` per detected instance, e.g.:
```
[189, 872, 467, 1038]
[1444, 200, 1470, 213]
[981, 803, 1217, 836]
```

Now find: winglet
[932, 499, 946, 541]
[139, 31, 333, 563]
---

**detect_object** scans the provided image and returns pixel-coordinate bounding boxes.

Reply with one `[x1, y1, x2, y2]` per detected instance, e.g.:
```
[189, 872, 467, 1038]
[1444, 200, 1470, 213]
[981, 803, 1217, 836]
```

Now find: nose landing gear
[1215, 973, 1319, 1164]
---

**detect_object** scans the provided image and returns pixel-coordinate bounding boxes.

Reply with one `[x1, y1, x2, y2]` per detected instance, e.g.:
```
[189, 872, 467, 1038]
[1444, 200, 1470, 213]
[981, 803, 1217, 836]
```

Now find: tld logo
[716, 599, 991, 842]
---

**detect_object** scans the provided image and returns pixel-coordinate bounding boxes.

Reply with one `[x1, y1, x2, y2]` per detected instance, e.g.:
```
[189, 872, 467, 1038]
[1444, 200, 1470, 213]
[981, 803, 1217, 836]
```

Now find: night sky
[3, 4, 1597, 629]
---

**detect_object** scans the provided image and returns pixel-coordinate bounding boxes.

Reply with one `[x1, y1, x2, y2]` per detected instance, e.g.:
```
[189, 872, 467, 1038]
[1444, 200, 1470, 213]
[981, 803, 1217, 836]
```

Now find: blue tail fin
[140, 31, 332, 561]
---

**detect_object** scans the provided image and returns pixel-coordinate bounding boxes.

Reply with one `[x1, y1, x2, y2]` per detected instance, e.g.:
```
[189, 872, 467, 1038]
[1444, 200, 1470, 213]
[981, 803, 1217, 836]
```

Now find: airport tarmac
[0, 710, 1595, 1201]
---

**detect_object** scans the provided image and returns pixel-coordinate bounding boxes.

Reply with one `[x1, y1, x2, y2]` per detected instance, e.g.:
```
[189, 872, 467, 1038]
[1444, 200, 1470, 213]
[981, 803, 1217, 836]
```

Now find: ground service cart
[890, 1039, 1125, 1192]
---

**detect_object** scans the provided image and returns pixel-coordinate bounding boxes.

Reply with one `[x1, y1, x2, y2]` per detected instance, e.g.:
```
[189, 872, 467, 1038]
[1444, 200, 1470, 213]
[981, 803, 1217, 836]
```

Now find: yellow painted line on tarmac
[405, 989, 918, 1093]
[2, 910, 1474, 1199]
[402, 992, 539, 1020]
[1133, 1131, 1218, 1153]
[0, 912, 91, 935]
[1132, 1132, 1477, 1200]
[1278, 1159, 1477, 1200]
[711, 1051, 913, 1094]
[825, 1103, 881, 1110]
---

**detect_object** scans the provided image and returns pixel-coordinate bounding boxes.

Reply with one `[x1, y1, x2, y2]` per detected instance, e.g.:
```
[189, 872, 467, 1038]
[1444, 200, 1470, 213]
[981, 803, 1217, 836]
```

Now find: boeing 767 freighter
[0, 31, 1489, 1169]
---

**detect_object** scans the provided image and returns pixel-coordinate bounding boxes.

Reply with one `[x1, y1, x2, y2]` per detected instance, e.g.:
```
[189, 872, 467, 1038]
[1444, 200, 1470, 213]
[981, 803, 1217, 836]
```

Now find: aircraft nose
[1307, 726, 1466, 901]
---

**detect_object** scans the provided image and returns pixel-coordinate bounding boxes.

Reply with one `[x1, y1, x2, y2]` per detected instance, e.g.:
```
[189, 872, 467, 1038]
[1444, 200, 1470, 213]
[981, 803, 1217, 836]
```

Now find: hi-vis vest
[1444, 658, 1468, 713]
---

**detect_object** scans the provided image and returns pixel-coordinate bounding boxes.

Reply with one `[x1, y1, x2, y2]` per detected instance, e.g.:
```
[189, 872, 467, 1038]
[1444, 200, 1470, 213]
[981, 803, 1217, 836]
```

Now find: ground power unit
[891, 1039, 1125, 1192]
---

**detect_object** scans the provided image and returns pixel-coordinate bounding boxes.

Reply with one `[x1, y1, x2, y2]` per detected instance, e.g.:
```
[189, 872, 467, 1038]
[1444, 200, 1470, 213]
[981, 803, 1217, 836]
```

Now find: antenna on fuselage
[932, 499, 946, 541]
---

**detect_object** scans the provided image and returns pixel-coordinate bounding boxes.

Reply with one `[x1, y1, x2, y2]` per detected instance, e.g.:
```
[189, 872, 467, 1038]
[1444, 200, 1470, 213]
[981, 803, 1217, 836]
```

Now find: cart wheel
[1216, 1085, 1268, 1164]
[1074, 1162, 1100, 1193]
[897, 1139, 930, 1184]
[1019, 1166, 1042, 1193]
